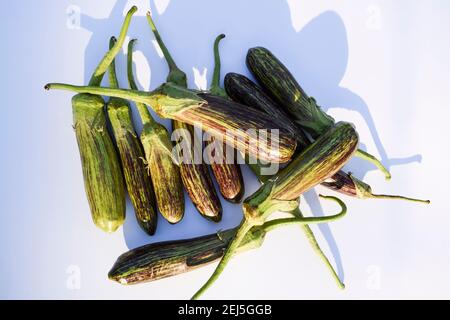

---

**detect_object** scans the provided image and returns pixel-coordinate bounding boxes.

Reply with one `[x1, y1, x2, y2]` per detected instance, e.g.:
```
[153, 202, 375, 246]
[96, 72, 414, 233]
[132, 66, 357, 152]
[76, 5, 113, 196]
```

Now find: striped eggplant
[106, 37, 157, 234]
[127, 39, 184, 224]
[108, 227, 261, 285]
[61, 7, 136, 232]
[246, 46, 391, 180]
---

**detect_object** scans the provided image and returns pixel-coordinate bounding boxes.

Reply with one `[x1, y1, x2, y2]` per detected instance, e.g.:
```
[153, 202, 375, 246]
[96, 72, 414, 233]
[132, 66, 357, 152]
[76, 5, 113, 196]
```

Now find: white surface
[0, 0, 449, 299]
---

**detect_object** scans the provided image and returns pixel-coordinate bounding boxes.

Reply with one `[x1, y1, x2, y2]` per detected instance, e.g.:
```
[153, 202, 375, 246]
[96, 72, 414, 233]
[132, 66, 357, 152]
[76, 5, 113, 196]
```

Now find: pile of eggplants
[45, 7, 429, 299]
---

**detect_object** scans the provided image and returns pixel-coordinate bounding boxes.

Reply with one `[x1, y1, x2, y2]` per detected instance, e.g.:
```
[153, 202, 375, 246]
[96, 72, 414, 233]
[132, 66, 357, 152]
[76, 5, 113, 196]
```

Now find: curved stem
[146, 11, 187, 87]
[210, 34, 227, 97]
[355, 149, 391, 180]
[370, 193, 430, 204]
[191, 220, 253, 300]
[126, 39, 154, 125]
[262, 195, 347, 232]
[89, 6, 137, 86]
[108, 37, 119, 89]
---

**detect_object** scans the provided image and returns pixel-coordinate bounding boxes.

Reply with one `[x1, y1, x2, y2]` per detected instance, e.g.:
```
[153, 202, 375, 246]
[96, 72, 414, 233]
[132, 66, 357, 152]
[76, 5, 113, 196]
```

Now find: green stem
[108, 37, 119, 89]
[262, 195, 347, 232]
[355, 149, 391, 180]
[44, 83, 153, 106]
[370, 193, 430, 204]
[88, 6, 137, 86]
[210, 34, 227, 97]
[290, 206, 345, 289]
[126, 39, 155, 125]
[146, 11, 187, 87]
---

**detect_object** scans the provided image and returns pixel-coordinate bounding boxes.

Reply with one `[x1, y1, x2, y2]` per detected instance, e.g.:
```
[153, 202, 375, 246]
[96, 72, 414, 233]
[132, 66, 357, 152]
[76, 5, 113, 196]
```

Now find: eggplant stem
[191, 220, 252, 300]
[108, 37, 120, 89]
[146, 11, 187, 87]
[126, 39, 155, 125]
[271, 196, 346, 289]
[370, 193, 430, 204]
[210, 34, 227, 97]
[44, 83, 153, 106]
[89, 6, 137, 86]
[355, 149, 391, 180]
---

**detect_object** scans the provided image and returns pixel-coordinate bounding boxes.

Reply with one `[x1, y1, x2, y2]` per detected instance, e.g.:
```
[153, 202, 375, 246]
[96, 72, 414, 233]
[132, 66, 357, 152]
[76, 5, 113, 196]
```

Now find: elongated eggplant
[108, 227, 265, 285]
[63, 7, 137, 233]
[106, 37, 157, 234]
[127, 39, 184, 224]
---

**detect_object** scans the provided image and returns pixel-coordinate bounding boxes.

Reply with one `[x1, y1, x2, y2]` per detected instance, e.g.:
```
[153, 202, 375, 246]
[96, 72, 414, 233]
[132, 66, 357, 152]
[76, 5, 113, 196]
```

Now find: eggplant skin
[107, 98, 158, 235]
[72, 93, 126, 233]
[246, 47, 335, 138]
[205, 134, 245, 203]
[141, 122, 185, 224]
[224, 72, 309, 149]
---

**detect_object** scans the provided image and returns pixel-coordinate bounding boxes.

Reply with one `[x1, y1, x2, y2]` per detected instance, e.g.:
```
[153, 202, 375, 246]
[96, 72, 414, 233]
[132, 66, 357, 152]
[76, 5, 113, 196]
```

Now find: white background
[0, 0, 449, 299]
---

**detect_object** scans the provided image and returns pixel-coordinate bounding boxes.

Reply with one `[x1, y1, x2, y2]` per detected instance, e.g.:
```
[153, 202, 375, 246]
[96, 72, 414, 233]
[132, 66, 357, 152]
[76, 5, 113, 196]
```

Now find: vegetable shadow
[80, 0, 421, 286]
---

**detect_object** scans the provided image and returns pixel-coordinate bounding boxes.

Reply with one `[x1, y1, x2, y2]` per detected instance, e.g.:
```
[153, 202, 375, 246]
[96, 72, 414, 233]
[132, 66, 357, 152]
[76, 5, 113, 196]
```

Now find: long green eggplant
[246, 46, 391, 180]
[65, 7, 136, 232]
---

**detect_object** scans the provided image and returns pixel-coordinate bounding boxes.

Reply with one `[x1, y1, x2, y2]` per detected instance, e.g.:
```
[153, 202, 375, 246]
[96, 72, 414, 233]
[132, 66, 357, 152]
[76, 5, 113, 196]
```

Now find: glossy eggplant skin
[108, 227, 265, 285]
[224, 72, 309, 148]
[270, 122, 359, 201]
[246, 47, 334, 139]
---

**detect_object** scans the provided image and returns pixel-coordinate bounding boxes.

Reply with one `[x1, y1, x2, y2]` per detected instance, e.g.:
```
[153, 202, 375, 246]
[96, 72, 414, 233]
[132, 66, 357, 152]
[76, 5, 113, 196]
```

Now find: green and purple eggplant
[127, 39, 185, 224]
[106, 37, 158, 234]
